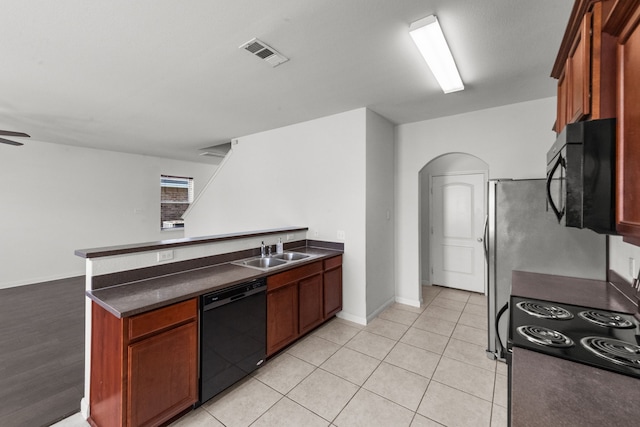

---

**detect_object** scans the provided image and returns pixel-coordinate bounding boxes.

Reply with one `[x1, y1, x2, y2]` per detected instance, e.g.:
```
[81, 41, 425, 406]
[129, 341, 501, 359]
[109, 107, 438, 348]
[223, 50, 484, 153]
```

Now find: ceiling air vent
[239, 38, 289, 67]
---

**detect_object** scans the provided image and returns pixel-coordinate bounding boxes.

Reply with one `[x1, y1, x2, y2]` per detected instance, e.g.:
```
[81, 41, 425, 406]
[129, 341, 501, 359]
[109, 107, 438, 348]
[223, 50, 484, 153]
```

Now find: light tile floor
[53, 285, 507, 427]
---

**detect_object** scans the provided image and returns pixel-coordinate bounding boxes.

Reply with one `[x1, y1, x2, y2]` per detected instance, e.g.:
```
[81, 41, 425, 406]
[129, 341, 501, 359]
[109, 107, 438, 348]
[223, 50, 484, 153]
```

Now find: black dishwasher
[199, 278, 266, 404]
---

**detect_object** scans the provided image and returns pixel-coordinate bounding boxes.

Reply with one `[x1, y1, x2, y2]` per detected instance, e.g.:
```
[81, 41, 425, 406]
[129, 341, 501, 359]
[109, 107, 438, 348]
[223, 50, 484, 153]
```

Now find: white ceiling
[0, 0, 573, 163]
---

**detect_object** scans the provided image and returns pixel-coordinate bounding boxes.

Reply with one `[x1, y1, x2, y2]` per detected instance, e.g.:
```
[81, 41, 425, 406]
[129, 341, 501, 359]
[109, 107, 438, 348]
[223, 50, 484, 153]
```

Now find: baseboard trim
[80, 397, 89, 420]
[0, 273, 85, 290]
[395, 296, 421, 307]
[336, 311, 367, 325]
[365, 296, 395, 323]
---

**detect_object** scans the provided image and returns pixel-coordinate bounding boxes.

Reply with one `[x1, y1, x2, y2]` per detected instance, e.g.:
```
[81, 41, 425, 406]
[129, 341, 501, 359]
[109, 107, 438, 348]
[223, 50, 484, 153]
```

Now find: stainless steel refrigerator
[486, 179, 607, 360]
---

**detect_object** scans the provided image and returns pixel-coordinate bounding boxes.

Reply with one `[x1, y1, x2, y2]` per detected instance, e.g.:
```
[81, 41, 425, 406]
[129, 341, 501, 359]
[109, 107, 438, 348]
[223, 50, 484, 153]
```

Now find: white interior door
[430, 173, 486, 293]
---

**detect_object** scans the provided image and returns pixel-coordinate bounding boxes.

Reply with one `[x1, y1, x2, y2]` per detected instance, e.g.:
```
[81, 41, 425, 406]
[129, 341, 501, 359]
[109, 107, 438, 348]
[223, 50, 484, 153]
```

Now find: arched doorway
[419, 153, 489, 300]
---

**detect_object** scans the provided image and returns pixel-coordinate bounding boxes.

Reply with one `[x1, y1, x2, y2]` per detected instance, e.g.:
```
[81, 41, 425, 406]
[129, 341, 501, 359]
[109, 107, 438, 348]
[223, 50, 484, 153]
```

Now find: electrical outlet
[337, 230, 346, 240]
[286, 234, 294, 241]
[157, 250, 174, 262]
[314, 230, 319, 237]
[629, 257, 636, 277]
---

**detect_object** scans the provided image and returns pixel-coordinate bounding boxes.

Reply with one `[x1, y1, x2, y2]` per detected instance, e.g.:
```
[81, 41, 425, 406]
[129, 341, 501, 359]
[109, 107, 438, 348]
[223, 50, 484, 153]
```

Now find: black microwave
[546, 118, 616, 234]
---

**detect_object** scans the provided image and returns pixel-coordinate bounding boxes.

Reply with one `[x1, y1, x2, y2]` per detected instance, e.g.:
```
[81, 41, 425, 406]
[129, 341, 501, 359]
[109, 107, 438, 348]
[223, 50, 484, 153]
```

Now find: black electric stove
[509, 296, 640, 378]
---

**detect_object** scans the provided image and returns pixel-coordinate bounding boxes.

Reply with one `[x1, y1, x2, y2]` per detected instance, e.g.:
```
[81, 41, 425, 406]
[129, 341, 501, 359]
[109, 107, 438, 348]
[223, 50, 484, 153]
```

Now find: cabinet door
[590, 1, 616, 120]
[298, 273, 324, 334]
[324, 256, 343, 318]
[616, 5, 640, 239]
[127, 321, 197, 427]
[266, 283, 298, 356]
[556, 70, 568, 133]
[568, 11, 592, 123]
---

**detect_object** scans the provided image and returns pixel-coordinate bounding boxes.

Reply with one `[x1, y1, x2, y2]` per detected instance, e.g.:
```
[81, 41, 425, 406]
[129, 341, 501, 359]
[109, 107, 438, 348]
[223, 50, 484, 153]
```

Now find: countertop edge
[75, 226, 309, 259]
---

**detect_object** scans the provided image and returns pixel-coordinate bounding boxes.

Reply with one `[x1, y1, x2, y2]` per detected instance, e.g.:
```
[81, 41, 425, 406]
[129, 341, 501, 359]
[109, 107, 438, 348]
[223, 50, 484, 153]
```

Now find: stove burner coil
[581, 337, 640, 368]
[516, 325, 574, 348]
[516, 301, 574, 320]
[578, 310, 635, 329]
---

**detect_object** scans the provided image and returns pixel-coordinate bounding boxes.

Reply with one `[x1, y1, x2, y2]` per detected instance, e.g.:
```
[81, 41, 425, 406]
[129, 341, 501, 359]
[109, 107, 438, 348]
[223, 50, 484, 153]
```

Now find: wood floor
[0, 276, 85, 427]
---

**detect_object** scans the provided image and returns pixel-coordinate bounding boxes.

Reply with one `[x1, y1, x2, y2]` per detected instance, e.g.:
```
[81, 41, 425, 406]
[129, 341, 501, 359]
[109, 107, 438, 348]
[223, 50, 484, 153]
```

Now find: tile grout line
[328, 296, 428, 426]
[209, 284, 500, 427]
[224, 285, 502, 426]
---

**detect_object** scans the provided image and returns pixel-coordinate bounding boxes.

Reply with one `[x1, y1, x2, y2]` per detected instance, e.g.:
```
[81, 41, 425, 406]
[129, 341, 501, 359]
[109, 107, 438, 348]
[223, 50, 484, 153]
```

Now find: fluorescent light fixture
[409, 15, 464, 93]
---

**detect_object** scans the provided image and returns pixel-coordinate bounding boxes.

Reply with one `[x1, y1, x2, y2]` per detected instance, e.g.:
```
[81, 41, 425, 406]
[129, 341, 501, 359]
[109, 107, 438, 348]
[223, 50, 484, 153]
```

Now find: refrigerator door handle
[546, 155, 565, 223]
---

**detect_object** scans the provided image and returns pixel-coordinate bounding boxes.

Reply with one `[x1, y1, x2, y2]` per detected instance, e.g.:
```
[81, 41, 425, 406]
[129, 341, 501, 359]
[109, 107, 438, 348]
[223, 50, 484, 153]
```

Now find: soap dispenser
[276, 237, 284, 254]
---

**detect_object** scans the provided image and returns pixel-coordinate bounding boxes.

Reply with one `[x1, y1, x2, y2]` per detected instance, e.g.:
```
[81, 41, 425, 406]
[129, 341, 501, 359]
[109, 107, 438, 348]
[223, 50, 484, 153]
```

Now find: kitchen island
[76, 227, 343, 427]
[510, 271, 640, 426]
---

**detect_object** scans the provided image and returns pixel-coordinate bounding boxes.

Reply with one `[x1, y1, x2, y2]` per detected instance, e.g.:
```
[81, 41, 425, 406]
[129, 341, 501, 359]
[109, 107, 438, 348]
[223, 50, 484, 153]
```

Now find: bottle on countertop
[276, 237, 284, 254]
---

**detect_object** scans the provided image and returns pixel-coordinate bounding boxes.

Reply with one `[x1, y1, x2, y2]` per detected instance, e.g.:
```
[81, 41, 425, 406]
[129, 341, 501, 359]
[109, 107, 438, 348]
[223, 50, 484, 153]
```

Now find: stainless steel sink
[272, 252, 309, 261]
[231, 251, 315, 270]
[239, 257, 287, 269]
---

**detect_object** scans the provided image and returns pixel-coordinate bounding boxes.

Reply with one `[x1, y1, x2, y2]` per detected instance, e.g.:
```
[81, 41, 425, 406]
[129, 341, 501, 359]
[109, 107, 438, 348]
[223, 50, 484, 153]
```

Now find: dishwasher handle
[202, 279, 266, 311]
[230, 293, 246, 302]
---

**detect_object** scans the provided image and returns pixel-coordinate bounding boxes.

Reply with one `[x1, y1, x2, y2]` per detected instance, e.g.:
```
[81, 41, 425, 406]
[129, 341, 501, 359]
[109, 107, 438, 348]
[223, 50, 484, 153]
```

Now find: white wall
[185, 108, 369, 322]
[610, 236, 640, 284]
[395, 97, 557, 305]
[0, 141, 215, 288]
[365, 110, 395, 319]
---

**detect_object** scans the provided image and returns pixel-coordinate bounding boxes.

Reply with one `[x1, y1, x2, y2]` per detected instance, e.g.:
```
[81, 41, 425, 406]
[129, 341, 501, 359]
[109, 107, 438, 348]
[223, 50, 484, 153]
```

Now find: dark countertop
[510, 271, 640, 425]
[511, 270, 637, 314]
[87, 246, 342, 318]
[511, 347, 640, 426]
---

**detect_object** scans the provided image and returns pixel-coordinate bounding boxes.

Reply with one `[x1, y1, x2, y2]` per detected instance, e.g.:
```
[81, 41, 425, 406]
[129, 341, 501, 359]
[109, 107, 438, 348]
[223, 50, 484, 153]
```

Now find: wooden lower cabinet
[266, 281, 299, 355]
[89, 299, 198, 427]
[267, 255, 343, 356]
[298, 273, 324, 334]
[323, 255, 343, 318]
[127, 323, 197, 426]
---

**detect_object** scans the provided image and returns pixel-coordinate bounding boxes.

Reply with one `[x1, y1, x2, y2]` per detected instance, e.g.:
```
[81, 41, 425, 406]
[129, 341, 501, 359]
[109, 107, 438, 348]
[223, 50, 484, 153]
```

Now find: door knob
[477, 237, 483, 242]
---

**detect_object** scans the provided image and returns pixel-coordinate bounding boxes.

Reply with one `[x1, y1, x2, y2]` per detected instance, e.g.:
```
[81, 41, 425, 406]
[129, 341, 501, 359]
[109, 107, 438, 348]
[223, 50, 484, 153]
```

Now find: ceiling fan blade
[0, 130, 30, 138]
[0, 137, 24, 146]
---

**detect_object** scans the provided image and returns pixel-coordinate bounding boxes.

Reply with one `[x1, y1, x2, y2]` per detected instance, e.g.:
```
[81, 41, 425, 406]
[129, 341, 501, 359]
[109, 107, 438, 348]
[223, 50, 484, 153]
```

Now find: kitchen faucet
[260, 241, 273, 257]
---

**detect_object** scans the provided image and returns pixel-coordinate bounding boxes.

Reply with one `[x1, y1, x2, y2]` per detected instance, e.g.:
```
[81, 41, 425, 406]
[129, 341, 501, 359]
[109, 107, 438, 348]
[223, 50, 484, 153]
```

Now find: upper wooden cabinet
[605, 0, 640, 241]
[568, 10, 592, 124]
[552, 1, 616, 133]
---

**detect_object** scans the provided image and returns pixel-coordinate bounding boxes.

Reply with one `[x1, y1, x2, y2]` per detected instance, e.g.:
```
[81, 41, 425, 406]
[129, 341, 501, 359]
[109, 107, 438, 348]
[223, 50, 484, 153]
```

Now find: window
[160, 175, 194, 229]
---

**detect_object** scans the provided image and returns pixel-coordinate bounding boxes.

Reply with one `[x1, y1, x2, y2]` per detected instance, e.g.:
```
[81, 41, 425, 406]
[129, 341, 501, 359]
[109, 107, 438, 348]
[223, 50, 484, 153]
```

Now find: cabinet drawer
[268, 261, 323, 291]
[128, 299, 197, 341]
[324, 255, 342, 270]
